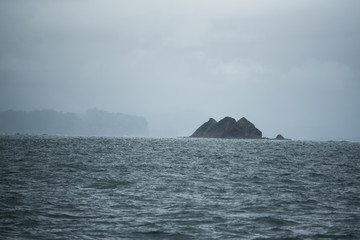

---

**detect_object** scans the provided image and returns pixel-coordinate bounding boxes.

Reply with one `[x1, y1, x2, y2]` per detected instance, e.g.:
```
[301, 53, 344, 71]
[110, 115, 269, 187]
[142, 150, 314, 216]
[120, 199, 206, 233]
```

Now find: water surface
[1, 136, 359, 239]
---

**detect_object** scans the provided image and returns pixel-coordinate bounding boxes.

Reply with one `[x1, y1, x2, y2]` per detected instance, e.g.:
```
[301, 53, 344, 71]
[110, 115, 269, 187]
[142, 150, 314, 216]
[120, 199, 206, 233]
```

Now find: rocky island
[190, 117, 288, 140]
[191, 117, 262, 139]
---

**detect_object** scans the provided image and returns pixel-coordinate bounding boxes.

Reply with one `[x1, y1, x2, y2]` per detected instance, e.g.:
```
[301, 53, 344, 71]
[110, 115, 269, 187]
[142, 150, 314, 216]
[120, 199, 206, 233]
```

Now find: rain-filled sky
[1, 0, 360, 140]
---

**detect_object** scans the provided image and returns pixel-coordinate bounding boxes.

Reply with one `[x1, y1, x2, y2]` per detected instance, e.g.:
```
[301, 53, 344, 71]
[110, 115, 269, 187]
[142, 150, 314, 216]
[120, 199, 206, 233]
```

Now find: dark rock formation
[275, 134, 285, 140]
[275, 134, 290, 140]
[190, 117, 262, 139]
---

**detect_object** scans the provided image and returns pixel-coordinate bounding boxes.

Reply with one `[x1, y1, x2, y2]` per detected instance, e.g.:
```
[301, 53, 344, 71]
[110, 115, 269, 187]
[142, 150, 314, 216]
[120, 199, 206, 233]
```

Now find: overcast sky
[1, 0, 359, 140]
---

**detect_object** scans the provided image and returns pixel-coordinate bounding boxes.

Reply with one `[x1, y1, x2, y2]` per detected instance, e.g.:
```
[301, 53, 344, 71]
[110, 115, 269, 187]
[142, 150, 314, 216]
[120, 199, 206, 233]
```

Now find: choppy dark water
[1, 135, 359, 239]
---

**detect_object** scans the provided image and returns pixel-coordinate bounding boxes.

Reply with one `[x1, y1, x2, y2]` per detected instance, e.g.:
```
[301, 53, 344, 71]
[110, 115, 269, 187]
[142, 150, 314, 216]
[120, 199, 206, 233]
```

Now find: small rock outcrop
[190, 117, 262, 139]
[275, 134, 285, 140]
[275, 134, 291, 140]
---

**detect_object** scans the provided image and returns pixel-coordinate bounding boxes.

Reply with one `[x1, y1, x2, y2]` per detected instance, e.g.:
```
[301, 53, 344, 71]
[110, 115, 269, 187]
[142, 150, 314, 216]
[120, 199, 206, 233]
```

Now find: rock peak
[208, 118, 217, 123]
[238, 117, 248, 122]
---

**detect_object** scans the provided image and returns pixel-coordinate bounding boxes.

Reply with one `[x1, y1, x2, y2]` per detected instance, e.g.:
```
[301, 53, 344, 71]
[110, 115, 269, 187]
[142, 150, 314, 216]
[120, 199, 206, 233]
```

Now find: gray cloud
[1, 0, 359, 140]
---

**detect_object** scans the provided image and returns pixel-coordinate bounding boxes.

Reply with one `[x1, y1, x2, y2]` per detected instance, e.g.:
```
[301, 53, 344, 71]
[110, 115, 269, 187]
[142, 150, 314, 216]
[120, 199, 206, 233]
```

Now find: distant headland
[0, 109, 149, 137]
[190, 117, 289, 140]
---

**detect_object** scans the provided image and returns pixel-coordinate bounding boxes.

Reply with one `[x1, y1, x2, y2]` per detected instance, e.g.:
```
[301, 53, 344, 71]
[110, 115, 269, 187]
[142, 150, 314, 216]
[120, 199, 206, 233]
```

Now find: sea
[1, 135, 359, 240]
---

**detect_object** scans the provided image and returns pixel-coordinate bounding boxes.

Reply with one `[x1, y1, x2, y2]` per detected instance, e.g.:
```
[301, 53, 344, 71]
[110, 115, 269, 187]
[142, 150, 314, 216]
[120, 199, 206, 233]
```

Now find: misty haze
[0, 0, 359, 140]
[1, 1, 360, 239]
[0, 109, 148, 137]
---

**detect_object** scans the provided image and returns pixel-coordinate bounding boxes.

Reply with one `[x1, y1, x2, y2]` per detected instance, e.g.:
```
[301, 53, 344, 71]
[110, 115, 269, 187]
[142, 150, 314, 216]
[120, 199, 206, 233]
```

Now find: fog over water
[1, 0, 359, 140]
